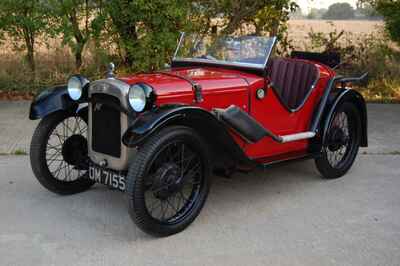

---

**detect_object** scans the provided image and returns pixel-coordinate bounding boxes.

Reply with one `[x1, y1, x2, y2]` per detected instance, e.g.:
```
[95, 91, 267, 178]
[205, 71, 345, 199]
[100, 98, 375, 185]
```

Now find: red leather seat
[268, 58, 319, 111]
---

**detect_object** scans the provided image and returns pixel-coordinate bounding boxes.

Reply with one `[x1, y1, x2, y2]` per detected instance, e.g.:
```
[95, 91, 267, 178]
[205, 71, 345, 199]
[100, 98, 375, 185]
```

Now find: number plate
[89, 165, 126, 191]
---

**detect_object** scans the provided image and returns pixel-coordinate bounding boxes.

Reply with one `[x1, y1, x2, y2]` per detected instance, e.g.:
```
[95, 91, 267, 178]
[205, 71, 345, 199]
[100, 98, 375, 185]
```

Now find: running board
[214, 105, 317, 144]
[277, 132, 316, 143]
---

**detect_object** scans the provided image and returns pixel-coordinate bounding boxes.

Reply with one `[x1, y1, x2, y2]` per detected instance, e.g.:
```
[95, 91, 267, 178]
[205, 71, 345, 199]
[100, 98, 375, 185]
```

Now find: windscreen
[173, 33, 276, 69]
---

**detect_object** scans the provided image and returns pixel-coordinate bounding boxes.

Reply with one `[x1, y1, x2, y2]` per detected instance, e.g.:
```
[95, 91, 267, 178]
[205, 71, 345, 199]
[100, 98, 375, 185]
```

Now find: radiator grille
[91, 94, 121, 158]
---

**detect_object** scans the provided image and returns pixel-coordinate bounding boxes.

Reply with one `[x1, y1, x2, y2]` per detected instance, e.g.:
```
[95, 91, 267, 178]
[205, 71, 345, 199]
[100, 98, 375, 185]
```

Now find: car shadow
[207, 159, 323, 213]
[38, 159, 325, 242]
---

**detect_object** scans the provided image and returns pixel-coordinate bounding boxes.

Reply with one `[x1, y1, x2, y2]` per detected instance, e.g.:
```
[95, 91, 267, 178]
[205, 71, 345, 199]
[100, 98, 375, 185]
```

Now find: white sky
[296, 0, 358, 13]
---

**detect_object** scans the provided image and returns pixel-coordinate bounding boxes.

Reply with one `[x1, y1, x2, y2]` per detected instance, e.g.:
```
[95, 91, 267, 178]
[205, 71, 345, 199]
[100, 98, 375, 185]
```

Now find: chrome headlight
[67, 75, 89, 101]
[128, 84, 147, 112]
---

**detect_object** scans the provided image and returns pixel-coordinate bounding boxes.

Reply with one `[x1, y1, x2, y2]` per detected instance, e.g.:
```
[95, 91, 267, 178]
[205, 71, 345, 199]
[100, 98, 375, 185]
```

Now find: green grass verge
[0, 149, 28, 156]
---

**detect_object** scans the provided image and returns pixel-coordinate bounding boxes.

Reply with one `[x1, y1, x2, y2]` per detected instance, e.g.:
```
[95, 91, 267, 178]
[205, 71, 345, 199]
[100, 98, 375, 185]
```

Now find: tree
[252, 0, 298, 36]
[290, 6, 304, 19]
[104, 0, 192, 70]
[307, 8, 327, 19]
[376, 1, 400, 44]
[370, 0, 400, 45]
[50, 0, 104, 70]
[249, 0, 298, 55]
[103, 0, 298, 69]
[323, 3, 355, 20]
[356, 2, 381, 20]
[193, 0, 297, 35]
[0, 0, 50, 73]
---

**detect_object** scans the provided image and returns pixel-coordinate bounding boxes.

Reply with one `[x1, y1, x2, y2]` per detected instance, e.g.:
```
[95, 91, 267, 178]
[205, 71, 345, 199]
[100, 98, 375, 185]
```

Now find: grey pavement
[0, 101, 399, 266]
[0, 101, 38, 154]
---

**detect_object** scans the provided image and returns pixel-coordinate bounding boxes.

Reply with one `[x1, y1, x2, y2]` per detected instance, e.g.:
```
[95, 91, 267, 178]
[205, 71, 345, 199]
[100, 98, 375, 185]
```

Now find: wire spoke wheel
[325, 111, 351, 168]
[315, 102, 361, 179]
[46, 115, 88, 182]
[30, 110, 95, 195]
[126, 126, 211, 237]
[144, 141, 203, 224]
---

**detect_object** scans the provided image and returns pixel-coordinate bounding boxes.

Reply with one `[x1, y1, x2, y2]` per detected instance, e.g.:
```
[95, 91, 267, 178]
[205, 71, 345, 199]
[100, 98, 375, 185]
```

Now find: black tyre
[30, 110, 95, 195]
[315, 102, 361, 179]
[126, 126, 211, 237]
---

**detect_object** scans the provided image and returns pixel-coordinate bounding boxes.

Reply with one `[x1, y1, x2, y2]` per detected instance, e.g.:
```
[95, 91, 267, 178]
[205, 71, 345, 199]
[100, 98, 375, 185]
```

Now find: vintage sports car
[29, 33, 368, 236]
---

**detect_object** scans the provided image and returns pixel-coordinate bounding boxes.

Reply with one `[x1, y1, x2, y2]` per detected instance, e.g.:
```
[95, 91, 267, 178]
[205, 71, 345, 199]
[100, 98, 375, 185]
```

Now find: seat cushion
[268, 58, 319, 110]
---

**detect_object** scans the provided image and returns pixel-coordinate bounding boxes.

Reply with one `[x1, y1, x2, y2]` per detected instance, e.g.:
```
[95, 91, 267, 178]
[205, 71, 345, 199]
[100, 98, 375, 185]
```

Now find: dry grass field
[288, 19, 384, 36]
[287, 19, 385, 48]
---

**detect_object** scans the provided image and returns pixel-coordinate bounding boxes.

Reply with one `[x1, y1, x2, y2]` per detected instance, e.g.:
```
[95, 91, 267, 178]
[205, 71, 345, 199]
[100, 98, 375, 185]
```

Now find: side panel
[244, 64, 332, 161]
[155, 76, 250, 148]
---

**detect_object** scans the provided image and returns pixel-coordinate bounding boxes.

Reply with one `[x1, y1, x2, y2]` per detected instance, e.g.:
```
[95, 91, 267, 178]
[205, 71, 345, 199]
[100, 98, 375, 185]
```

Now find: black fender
[122, 105, 255, 167]
[29, 85, 84, 120]
[321, 88, 368, 147]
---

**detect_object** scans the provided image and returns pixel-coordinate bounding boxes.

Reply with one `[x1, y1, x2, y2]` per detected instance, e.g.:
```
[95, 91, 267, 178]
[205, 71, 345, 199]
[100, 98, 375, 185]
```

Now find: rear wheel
[315, 102, 361, 179]
[126, 126, 211, 237]
[30, 110, 94, 194]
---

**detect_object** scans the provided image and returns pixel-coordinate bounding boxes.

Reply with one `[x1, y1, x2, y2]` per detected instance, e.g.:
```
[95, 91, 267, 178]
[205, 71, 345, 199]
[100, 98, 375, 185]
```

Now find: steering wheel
[196, 54, 217, 60]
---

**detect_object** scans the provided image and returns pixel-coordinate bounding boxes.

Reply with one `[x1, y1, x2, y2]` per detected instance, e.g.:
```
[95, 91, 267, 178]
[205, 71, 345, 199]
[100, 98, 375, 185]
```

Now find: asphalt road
[0, 102, 399, 266]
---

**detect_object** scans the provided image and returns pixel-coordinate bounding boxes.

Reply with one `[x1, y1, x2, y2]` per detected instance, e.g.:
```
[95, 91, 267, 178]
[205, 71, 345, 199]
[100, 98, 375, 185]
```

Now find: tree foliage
[0, 0, 51, 73]
[104, 0, 192, 71]
[191, 0, 297, 55]
[356, 2, 381, 19]
[374, 0, 400, 45]
[307, 8, 327, 19]
[359, 0, 400, 45]
[323, 2, 355, 20]
[49, 0, 104, 70]
[252, 0, 298, 36]
[0, 0, 299, 76]
[193, 0, 297, 35]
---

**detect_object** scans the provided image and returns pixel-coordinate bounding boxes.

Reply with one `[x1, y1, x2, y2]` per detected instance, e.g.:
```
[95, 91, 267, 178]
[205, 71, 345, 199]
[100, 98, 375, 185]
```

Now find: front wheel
[315, 102, 361, 179]
[126, 126, 211, 237]
[30, 110, 95, 194]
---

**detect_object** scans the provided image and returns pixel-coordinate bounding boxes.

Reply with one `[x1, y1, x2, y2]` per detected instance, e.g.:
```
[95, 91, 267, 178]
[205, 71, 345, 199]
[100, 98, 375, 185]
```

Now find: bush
[305, 26, 400, 102]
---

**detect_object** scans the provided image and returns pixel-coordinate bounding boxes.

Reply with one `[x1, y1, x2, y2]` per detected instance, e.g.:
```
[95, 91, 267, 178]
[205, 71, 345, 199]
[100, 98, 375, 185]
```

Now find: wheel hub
[152, 163, 182, 200]
[328, 127, 348, 151]
[61, 134, 88, 167]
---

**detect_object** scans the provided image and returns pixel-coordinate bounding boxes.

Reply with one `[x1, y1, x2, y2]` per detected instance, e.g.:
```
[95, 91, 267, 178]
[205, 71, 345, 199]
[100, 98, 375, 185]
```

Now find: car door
[243, 72, 327, 161]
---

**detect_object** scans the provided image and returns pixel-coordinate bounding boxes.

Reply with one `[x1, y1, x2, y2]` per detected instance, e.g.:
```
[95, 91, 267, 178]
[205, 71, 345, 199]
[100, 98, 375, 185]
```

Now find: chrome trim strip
[280, 132, 316, 143]
[173, 58, 265, 69]
[263, 36, 277, 68]
[173, 32, 185, 59]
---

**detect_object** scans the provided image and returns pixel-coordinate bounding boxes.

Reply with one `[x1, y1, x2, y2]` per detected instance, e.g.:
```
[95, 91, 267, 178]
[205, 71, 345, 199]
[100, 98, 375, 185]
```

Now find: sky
[296, 0, 358, 13]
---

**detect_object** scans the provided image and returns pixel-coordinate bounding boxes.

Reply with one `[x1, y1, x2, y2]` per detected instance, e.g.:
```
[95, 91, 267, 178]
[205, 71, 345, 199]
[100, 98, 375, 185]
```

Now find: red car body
[119, 61, 334, 164]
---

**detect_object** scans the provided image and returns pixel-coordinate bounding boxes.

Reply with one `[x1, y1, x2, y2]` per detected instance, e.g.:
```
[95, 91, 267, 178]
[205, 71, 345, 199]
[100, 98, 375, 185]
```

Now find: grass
[362, 150, 400, 155]
[13, 149, 27, 155]
[0, 149, 28, 156]
[355, 79, 400, 103]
